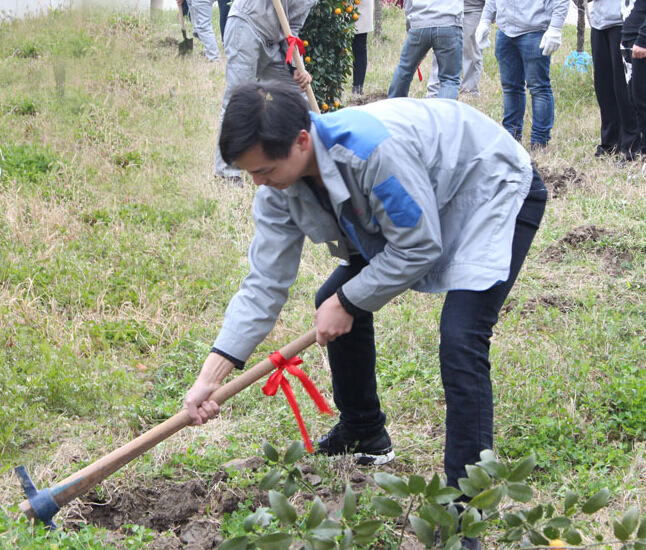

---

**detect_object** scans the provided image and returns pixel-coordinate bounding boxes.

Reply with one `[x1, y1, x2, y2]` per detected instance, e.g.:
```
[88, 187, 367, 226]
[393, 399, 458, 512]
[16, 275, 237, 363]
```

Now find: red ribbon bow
[417, 64, 423, 82]
[285, 35, 305, 65]
[262, 351, 333, 452]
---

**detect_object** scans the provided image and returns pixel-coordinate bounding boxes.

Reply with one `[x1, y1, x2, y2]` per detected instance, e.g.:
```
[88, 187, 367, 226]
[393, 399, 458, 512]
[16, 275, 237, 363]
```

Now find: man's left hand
[540, 26, 562, 56]
[293, 69, 312, 91]
[315, 294, 354, 346]
[633, 44, 646, 59]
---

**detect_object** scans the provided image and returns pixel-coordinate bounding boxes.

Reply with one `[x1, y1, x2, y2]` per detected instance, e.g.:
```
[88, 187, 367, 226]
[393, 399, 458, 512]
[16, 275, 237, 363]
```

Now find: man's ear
[295, 129, 311, 151]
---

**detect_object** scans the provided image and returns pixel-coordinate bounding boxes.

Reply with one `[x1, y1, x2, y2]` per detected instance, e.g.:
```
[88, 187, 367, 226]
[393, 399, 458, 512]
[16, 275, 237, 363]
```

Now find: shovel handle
[19, 328, 318, 521]
[177, 2, 186, 32]
[270, 0, 320, 113]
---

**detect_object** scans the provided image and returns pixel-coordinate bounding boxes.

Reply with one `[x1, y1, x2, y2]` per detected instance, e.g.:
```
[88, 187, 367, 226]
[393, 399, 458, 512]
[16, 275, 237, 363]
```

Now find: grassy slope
[0, 4, 645, 547]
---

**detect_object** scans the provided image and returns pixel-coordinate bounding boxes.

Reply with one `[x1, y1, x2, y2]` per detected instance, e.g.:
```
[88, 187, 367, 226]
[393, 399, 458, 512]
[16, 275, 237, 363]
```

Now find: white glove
[539, 26, 562, 56]
[474, 20, 491, 50]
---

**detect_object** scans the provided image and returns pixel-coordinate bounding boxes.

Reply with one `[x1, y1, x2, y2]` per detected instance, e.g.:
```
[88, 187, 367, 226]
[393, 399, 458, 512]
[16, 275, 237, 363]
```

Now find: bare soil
[65, 456, 423, 549]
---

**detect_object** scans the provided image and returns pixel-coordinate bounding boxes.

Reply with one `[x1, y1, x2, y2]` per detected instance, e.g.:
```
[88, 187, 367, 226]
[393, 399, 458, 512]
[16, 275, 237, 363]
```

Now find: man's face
[234, 131, 312, 189]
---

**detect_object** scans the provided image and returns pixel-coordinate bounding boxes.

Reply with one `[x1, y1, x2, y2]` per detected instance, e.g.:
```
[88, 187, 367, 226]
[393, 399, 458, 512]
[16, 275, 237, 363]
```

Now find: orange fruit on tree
[549, 541, 566, 549]
[304, 56, 311, 63]
[345, 5, 354, 12]
[303, 40, 309, 47]
[352, 13, 358, 20]
[334, 7, 341, 14]
[334, 100, 340, 107]
[322, 102, 329, 111]
[354, 0, 361, 4]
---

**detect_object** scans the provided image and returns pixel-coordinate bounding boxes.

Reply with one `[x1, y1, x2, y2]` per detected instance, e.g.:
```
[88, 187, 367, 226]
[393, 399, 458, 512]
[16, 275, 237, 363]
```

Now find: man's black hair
[219, 83, 312, 166]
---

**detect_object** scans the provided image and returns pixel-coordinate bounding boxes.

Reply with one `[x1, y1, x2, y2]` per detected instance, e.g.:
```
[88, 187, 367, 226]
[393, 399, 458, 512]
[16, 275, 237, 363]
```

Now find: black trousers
[315, 168, 547, 488]
[591, 26, 639, 154]
[352, 33, 368, 88]
[622, 46, 646, 155]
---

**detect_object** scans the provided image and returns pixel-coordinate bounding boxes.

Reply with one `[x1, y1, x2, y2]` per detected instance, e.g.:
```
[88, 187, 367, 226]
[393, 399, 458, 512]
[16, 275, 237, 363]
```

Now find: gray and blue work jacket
[481, 0, 569, 36]
[213, 99, 533, 363]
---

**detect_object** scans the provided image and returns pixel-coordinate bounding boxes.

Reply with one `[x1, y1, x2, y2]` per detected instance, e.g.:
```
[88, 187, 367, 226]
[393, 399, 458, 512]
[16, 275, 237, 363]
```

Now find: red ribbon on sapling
[285, 35, 305, 65]
[262, 351, 333, 452]
[417, 64, 423, 82]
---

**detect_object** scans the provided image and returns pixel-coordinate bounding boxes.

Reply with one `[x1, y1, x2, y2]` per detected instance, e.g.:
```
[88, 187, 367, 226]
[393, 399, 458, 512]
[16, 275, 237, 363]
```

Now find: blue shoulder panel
[311, 109, 391, 160]
[373, 176, 422, 228]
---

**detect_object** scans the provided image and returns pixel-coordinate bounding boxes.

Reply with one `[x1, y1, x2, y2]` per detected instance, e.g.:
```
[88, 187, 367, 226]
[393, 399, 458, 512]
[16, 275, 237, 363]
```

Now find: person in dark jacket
[621, 0, 646, 156]
[589, 0, 639, 159]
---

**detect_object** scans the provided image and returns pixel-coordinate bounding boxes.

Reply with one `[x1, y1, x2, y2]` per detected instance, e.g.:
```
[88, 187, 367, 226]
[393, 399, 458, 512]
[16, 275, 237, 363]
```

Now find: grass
[0, 4, 645, 548]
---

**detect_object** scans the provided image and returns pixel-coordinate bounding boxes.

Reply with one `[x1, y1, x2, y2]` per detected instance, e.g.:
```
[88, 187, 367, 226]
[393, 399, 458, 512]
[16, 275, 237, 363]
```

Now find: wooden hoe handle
[270, 0, 320, 113]
[19, 328, 317, 521]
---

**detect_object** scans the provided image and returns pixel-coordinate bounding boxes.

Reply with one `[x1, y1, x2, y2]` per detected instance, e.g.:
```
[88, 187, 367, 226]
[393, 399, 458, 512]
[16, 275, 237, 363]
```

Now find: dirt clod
[536, 165, 584, 198]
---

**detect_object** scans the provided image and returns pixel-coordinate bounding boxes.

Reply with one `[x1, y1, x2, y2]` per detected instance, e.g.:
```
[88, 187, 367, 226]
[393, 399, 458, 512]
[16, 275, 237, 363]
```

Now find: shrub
[301, 0, 357, 111]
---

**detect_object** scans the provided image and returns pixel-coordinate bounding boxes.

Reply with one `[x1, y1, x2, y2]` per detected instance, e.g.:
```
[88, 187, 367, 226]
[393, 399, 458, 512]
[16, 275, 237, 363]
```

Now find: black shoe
[530, 142, 548, 151]
[352, 85, 363, 95]
[315, 423, 395, 465]
[434, 526, 481, 550]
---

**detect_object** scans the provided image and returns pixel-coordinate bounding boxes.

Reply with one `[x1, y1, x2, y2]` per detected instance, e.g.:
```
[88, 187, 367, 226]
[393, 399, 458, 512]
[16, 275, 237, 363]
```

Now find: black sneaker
[315, 423, 395, 465]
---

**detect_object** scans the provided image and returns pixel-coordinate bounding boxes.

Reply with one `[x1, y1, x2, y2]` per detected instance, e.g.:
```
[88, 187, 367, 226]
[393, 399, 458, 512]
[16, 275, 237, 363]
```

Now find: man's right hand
[184, 352, 235, 425]
[475, 20, 491, 50]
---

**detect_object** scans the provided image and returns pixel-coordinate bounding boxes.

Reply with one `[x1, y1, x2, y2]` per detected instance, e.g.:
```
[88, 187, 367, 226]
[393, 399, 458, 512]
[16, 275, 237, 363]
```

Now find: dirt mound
[346, 92, 388, 106]
[536, 165, 584, 198]
[502, 294, 579, 315]
[540, 224, 634, 275]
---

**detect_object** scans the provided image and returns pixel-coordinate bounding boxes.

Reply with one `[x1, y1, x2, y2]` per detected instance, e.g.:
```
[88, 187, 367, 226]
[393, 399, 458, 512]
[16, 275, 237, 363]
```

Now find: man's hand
[293, 69, 312, 91]
[540, 26, 562, 56]
[475, 20, 491, 50]
[184, 353, 235, 425]
[315, 293, 354, 346]
[633, 44, 646, 59]
[176, 0, 183, 6]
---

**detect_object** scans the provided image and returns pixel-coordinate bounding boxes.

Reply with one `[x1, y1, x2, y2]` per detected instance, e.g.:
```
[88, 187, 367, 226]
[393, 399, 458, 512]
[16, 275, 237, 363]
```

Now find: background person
[475, 0, 569, 148]
[213, 0, 315, 181]
[351, 0, 375, 95]
[589, 0, 639, 159]
[621, 0, 646, 157]
[426, 0, 486, 97]
[179, 0, 222, 61]
[185, 83, 548, 550]
[388, 0, 464, 99]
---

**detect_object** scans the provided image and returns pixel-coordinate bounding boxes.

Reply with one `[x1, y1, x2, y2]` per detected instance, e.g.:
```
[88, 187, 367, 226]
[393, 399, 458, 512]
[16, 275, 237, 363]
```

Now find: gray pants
[214, 17, 303, 177]
[187, 0, 221, 61]
[426, 9, 484, 97]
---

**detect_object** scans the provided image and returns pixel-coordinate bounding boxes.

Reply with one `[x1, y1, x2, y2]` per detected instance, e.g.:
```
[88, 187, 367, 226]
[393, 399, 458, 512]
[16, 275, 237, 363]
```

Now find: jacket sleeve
[340, 138, 443, 312]
[550, 0, 570, 29]
[213, 187, 305, 362]
[637, 0, 646, 48]
[481, 0, 496, 24]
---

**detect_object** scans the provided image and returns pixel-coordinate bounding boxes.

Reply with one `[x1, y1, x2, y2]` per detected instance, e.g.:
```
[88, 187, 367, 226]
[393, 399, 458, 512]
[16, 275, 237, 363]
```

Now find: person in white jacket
[388, 0, 464, 99]
[212, 0, 315, 181]
[185, 84, 548, 550]
[475, 0, 569, 148]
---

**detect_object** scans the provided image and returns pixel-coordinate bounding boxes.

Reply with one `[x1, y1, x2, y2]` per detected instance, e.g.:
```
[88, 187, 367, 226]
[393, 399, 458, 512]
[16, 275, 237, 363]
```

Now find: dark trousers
[591, 26, 639, 154]
[218, 0, 230, 39]
[315, 168, 547, 488]
[622, 47, 646, 155]
[352, 33, 368, 88]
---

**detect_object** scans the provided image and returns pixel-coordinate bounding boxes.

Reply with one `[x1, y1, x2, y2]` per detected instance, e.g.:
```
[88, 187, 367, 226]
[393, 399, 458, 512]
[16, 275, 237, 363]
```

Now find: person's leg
[190, 0, 221, 61]
[315, 256, 386, 437]
[388, 27, 433, 98]
[214, 18, 260, 177]
[352, 32, 368, 93]
[495, 30, 526, 141]
[627, 54, 646, 155]
[591, 26, 621, 154]
[440, 168, 547, 489]
[433, 25, 463, 99]
[517, 31, 554, 146]
[426, 52, 440, 98]
[217, 0, 230, 40]
[461, 9, 484, 94]
[606, 26, 639, 156]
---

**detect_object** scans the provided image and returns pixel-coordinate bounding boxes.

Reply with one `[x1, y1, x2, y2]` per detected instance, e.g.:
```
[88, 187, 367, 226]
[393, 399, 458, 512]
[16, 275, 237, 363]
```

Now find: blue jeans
[495, 30, 554, 145]
[315, 168, 547, 489]
[388, 26, 463, 99]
